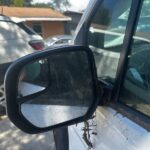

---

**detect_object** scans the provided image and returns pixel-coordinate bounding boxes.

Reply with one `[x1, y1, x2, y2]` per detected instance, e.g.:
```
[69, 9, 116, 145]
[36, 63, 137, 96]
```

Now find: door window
[119, 0, 150, 116]
[88, 0, 132, 84]
[33, 23, 43, 36]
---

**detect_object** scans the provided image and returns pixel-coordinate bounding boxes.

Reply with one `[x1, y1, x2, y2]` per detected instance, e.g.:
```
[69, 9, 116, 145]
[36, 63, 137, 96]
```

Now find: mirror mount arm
[98, 80, 113, 106]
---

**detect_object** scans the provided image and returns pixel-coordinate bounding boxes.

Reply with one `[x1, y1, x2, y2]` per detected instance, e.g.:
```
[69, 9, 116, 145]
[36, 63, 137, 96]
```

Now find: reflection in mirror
[18, 51, 94, 128]
[18, 59, 49, 97]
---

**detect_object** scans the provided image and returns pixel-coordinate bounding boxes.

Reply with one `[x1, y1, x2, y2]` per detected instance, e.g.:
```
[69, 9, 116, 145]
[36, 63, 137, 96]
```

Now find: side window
[119, 0, 150, 116]
[55, 39, 70, 44]
[55, 39, 64, 44]
[33, 23, 43, 36]
[88, 0, 132, 83]
[18, 22, 36, 35]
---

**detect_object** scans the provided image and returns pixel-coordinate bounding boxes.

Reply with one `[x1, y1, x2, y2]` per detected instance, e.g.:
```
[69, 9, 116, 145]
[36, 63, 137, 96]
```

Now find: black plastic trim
[83, 0, 104, 46]
[112, 0, 144, 101]
[53, 127, 69, 150]
[5, 45, 100, 134]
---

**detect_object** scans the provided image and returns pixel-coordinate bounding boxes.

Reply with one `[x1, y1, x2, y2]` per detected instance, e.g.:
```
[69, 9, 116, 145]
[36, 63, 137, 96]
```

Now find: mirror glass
[18, 59, 49, 97]
[18, 50, 94, 128]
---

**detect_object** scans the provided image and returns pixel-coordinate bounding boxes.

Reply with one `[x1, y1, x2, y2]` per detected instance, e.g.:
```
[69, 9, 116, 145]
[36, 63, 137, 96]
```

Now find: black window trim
[112, 0, 144, 102]
[84, 0, 104, 46]
[83, 0, 150, 130]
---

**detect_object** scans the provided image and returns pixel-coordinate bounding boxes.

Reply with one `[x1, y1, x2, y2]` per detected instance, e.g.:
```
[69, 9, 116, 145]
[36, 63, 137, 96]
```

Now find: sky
[67, 0, 89, 11]
[33, 0, 90, 12]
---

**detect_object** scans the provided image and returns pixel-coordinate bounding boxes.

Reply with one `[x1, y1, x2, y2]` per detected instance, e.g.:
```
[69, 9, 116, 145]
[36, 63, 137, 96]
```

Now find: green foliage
[12, 0, 24, 7]
[49, 0, 70, 11]
[0, 0, 12, 5]
[0, 0, 69, 10]
[32, 0, 70, 11]
[32, 3, 52, 8]
[0, 0, 33, 6]
[24, 0, 32, 6]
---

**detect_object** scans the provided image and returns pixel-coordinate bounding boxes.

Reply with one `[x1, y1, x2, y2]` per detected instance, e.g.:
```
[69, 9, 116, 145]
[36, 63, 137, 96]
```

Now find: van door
[72, 0, 150, 149]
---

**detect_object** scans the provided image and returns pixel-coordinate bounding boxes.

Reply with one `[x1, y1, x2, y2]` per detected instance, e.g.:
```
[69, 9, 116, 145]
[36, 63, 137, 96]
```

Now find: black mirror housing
[5, 45, 99, 134]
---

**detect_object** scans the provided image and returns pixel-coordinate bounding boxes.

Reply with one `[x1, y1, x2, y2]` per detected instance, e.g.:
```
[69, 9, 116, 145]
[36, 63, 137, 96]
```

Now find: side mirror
[5, 46, 99, 134]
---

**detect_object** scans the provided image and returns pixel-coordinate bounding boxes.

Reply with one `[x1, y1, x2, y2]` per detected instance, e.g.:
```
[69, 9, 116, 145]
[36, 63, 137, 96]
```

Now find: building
[64, 11, 83, 35]
[0, 6, 71, 39]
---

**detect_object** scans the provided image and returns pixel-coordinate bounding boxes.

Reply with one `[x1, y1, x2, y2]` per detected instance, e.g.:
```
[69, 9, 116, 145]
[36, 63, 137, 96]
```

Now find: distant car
[0, 15, 45, 110]
[45, 35, 72, 47]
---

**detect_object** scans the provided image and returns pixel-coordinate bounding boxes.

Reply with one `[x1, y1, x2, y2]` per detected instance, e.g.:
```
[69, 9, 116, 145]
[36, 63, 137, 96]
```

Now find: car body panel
[0, 16, 44, 107]
[45, 35, 72, 47]
[69, 107, 149, 150]
[70, 0, 150, 149]
[0, 18, 43, 63]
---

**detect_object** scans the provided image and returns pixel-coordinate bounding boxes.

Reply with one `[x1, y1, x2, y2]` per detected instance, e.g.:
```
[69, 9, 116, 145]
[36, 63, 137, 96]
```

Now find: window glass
[119, 0, 150, 116]
[88, 0, 132, 83]
[55, 39, 64, 44]
[55, 39, 70, 44]
[18, 22, 36, 35]
[33, 23, 43, 36]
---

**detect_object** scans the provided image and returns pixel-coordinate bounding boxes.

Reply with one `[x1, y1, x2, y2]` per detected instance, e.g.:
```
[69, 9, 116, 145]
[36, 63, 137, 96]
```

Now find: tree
[49, 0, 70, 11]
[0, 0, 69, 10]
[0, 0, 12, 5]
[32, 3, 52, 8]
[0, 0, 33, 6]
[24, 0, 32, 6]
[32, 0, 70, 11]
[12, 0, 24, 7]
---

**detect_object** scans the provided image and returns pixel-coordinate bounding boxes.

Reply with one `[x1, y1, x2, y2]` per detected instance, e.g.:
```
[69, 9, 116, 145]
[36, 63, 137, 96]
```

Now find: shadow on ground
[0, 117, 56, 150]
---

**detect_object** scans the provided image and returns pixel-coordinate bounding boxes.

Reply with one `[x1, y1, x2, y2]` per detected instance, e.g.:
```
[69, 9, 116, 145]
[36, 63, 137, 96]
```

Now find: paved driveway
[0, 117, 56, 150]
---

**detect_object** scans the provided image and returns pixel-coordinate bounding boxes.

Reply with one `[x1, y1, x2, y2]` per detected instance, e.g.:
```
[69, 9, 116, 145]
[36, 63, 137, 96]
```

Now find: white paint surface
[69, 126, 88, 150]
[69, 107, 150, 150]
[18, 82, 45, 97]
[21, 17, 71, 21]
[21, 104, 88, 128]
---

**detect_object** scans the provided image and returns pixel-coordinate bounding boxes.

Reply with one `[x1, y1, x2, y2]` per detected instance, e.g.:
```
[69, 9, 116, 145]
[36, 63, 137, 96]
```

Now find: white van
[4, 0, 150, 150]
[0, 15, 44, 108]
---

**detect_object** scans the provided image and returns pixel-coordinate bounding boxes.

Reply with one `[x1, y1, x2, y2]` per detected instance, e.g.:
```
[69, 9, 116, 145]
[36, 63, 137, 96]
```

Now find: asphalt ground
[0, 116, 56, 150]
